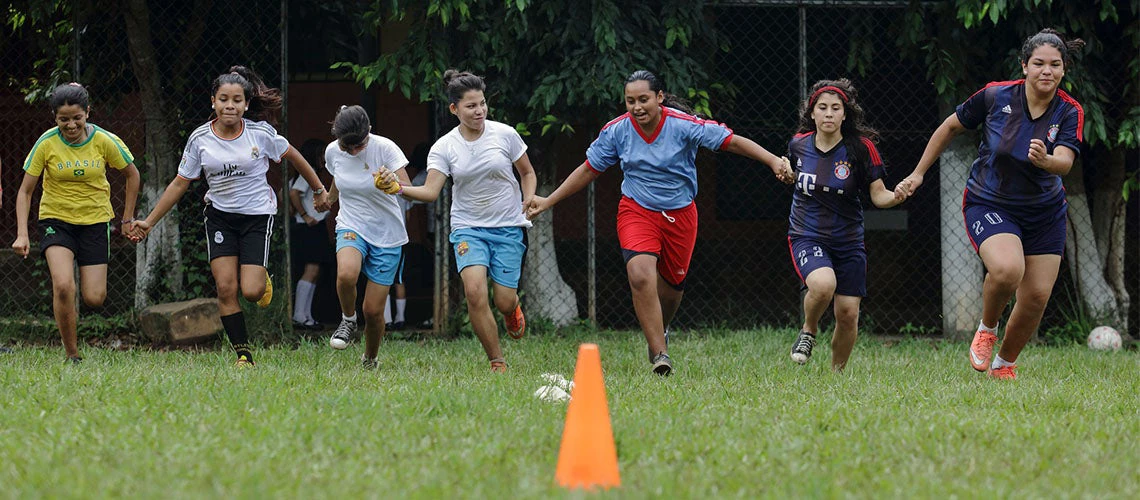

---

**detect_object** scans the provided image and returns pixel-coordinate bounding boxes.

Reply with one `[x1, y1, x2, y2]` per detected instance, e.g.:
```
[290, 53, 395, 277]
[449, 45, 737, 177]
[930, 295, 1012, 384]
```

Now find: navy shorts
[788, 236, 867, 297]
[204, 205, 274, 266]
[962, 189, 1067, 256]
[39, 219, 110, 266]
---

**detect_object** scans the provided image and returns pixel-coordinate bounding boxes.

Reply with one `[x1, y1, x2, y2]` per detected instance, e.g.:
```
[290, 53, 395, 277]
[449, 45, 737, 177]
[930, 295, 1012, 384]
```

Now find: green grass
[2, 329, 1138, 498]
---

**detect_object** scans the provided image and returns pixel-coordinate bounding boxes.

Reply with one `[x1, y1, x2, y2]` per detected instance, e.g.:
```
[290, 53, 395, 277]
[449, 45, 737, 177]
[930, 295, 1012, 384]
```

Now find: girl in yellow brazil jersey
[11, 83, 141, 363]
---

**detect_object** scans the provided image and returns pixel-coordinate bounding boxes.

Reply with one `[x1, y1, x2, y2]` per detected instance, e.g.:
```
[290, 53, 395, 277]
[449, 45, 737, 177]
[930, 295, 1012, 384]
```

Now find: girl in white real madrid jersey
[378, 69, 536, 373]
[323, 105, 411, 370]
[133, 66, 328, 367]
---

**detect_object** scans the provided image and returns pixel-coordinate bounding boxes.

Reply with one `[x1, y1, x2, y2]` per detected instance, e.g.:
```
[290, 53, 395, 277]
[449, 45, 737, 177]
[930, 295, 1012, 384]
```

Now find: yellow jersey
[23, 124, 134, 225]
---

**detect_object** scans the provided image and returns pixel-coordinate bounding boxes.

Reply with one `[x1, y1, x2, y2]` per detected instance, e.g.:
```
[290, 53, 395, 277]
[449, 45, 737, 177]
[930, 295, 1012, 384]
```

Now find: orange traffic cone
[554, 343, 620, 490]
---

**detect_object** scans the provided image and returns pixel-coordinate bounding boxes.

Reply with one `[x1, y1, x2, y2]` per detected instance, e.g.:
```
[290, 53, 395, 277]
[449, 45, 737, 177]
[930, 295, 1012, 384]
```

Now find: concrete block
[139, 298, 222, 345]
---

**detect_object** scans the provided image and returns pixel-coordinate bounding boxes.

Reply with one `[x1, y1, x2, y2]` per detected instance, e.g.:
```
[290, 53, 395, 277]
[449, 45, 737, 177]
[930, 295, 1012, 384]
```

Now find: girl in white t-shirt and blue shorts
[386, 70, 536, 373]
[323, 105, 411, 369]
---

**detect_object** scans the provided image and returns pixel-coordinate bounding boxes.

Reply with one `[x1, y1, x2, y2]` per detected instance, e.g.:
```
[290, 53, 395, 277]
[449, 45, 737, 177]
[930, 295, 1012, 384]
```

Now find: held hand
[776, 156, 795, 184]
[304, 214, 319, 227]
[372, 169, 402, 195]
[130, 220, 153, 241]
[121, 221, 139, 243]
[1028, 139, 1048, 168]
[521, 195, 535, 215]
[893, 180, 912, 203]
[11, 236, 30, 258]
[897, 172, 924, 197]
[525, 196, 550, 220]
[313, 190, 331, 211]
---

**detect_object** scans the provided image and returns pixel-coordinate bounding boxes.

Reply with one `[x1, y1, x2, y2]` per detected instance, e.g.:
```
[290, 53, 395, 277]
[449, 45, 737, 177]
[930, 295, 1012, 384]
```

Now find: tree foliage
[897, 0, 1139, 148]
[339, 0, 728, 138]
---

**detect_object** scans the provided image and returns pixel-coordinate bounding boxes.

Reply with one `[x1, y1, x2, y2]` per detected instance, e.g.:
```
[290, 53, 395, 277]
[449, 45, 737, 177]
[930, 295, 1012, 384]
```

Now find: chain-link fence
[3, 1, 1136, 341]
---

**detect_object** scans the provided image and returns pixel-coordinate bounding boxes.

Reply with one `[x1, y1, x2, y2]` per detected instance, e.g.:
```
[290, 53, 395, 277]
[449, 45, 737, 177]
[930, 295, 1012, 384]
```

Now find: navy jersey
[787, 133, 886, 243]
[956, 80, 1083, 207]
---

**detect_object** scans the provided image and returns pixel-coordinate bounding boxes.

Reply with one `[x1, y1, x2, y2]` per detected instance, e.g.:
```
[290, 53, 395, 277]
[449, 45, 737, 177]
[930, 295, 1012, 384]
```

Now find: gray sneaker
[330, 319, 357, 350]
[650, 353, 673, 376]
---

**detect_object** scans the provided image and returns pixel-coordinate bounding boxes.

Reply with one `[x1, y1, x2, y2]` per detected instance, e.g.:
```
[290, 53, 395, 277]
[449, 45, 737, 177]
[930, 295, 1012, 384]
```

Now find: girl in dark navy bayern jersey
[897, 29, 1085, 380]
[526, 70, 795, 376]
[786, 79, 910, 371]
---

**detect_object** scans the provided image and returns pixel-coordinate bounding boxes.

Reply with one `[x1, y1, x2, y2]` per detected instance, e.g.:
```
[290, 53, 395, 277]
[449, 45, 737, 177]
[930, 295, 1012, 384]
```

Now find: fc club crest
[251, 146, 260, 159]
[457, 241, 470, 256]
[833, 160, 851, 180]
[1047, 124, 1060, 143]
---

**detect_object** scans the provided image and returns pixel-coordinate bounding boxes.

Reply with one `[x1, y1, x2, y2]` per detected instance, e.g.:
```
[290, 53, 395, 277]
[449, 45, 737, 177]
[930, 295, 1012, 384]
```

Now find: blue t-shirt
[787, 133, 886, 243]
[585, 107, 733, 211]
[956, 80, 1083, 207]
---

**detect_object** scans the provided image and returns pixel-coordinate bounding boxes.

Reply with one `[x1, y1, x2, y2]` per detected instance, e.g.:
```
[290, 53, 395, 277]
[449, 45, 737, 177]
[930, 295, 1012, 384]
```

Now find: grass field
[2, 329, 1137, 498]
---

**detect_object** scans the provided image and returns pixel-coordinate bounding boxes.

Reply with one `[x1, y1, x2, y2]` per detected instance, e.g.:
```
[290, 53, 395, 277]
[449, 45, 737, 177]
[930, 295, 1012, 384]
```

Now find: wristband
[121, 218, 136, 224]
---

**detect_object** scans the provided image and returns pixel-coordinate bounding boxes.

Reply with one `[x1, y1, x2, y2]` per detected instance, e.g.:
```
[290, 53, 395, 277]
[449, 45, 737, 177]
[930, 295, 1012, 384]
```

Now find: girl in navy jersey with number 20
[897, 29, 1085, 380]
[526, 70, 795, 376]
[786, 79, 909, 371]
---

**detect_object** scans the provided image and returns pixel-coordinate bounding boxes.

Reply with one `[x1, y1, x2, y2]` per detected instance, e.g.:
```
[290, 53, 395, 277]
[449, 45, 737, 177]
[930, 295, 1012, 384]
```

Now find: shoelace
[794, 335, 815, 352]
[975, 333, 996, 349]
[333, 321, 355, 340]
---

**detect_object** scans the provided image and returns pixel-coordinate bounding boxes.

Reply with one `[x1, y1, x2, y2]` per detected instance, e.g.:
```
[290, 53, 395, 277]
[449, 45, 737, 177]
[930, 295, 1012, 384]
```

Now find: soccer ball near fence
[1086, 326, 1123, 351]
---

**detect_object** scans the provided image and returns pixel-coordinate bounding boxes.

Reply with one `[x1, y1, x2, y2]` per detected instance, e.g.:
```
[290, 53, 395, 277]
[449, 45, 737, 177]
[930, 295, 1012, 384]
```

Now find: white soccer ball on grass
[1087, 326, 1123, 351]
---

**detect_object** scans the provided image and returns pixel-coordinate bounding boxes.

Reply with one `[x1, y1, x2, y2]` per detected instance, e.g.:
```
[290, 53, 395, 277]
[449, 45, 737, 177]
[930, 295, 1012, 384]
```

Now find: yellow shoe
[257, 272, 273, 308]
[235, 354, 255, 368]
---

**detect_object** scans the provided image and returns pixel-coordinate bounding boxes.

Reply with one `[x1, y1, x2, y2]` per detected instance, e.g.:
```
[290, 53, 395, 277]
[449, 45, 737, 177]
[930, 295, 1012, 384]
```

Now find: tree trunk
[521, 196, 578, 327]
[1063, 161, 1118, 321]
[122, 0, 182, 308]
[940, 131, 983, 337]
[1089, 147, 1129, 329]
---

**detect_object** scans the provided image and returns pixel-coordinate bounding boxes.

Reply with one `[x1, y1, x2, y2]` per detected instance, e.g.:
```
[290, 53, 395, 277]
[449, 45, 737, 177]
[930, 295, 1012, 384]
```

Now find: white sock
[343, 312, 357, 323]
[991, 355, 1015, 370]
[383, 300, 392, 324]
[297, 280, 317, 323]
[978, 321, 996, 333]
[395, 299, 407, 322]
[293, 280, 313, 322]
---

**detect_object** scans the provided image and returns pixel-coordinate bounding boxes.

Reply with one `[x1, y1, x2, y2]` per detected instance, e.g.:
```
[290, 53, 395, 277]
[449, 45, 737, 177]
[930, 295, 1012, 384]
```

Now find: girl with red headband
[896, 29, 1085, 380]
[786, 79, 910, 370]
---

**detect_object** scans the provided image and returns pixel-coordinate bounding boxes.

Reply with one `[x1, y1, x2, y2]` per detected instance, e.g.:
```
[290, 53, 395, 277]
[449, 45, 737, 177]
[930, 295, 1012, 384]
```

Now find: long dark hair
[443, 69, 486, 104]
[624, 70, 696, 116]
[210, 65, 283, 125]
[797, 79, 879, 165]
[1020, 28, 1085, 67]
[49, 82, 89, 113]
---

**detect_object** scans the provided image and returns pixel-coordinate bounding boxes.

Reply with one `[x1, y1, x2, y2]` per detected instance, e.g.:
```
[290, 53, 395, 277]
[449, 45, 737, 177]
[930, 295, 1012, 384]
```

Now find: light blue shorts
[450, 226, 527, 288]
[335, 229, 404, 286]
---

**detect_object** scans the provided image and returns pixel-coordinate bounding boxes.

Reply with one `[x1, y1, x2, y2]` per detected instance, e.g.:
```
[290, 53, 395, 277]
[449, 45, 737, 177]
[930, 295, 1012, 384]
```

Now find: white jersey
[325, 134, 409, 248]
[427, 120, 531, 231]
[178, 119, 290, 215]
[291, 176, 329, 223]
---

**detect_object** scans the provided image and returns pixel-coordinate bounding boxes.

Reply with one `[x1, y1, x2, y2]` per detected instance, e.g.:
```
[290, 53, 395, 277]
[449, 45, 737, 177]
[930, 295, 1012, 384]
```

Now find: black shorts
[39, 219, 110, 266]
[290, 221, 334, 265]
[204, 205, 273, 266]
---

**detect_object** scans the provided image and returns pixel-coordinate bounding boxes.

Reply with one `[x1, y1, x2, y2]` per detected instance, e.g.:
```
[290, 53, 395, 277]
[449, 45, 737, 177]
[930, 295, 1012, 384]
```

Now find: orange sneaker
[490, 358, 507, 373]
[988, 364, 1017, 380]
[505, 304, 525, 339]
[969, 329, 997, 372]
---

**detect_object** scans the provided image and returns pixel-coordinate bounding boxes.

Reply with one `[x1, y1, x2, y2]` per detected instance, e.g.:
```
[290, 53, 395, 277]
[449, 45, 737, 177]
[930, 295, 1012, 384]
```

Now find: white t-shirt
[428, 120, 531, 231]
[325, 134, 409, 247]
[178, 119, 290, 215]
[291, 176, 329, 223]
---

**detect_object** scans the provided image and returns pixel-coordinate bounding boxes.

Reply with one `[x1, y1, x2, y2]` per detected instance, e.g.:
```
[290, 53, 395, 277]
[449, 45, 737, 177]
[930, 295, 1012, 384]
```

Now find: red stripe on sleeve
[1056, 90, 1084, 143]
[860, 137, 882, 165]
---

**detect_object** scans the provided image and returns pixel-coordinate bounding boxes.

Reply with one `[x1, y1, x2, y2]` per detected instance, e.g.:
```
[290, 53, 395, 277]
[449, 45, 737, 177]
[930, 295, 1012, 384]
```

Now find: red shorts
[616, 196, 698, 288]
